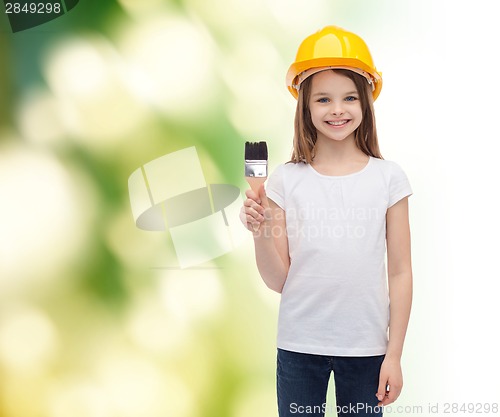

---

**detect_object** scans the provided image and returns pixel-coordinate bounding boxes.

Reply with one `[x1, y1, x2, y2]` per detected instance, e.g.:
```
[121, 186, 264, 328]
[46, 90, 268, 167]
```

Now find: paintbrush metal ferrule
[244, 160, 268, 178]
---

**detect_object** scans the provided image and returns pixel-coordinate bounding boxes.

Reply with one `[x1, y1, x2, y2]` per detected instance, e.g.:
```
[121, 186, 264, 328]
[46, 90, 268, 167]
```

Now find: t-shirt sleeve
[388, 162, 413, 208]
[265, 164, 285, 210]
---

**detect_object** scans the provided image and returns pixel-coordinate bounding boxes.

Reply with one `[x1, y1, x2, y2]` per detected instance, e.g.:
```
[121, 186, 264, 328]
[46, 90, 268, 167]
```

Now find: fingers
[239, 205, 257, 231]
[243, 198, 265, 219]
[242, 187, 267, 231]
[245, 188, 261, 203]
[386, 384, 401, 405]
[246, 213, 262, 231]
[376, 377, 387, 406]
[376, 381, 402, 407]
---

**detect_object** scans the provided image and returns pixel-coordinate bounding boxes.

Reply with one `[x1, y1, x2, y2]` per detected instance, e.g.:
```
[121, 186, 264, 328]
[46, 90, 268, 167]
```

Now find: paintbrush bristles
[245, 141, 268, 161]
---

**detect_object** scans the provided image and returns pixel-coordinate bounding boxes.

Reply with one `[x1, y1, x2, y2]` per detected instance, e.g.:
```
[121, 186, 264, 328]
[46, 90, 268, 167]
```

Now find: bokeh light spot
[160, 268, 224, 323]
[118, 16, 216, 117]
[0, 307, 59, 372]
[0, 144, 94, 293]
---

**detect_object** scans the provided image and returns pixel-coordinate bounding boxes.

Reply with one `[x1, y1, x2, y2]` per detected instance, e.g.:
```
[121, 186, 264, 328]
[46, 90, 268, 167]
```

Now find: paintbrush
[244, 141, 268, 231]
[245, 141, 268, 193]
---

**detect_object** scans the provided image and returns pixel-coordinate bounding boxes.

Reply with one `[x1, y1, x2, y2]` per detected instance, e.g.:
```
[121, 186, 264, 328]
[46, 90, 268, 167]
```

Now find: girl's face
[308, 70, 363, 144]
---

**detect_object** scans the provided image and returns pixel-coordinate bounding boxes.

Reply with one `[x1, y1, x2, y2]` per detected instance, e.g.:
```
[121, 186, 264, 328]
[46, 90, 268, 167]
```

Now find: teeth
[327, 120, 348, 126]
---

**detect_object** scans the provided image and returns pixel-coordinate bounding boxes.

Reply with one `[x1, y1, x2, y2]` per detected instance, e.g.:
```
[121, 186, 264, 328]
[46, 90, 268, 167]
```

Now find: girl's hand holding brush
[242, 184, 272, 235]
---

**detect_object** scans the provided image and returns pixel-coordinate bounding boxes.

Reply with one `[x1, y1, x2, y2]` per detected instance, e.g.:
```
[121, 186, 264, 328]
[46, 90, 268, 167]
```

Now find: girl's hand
[376, 357, 403, 407]
[240, 184, 271, 233]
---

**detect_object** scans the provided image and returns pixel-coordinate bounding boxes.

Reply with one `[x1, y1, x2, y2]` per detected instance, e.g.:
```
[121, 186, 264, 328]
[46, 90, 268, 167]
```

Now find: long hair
[289, 69, 383, 163]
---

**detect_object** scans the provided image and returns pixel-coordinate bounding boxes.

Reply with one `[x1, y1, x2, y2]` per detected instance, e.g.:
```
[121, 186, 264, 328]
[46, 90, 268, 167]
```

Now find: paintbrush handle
[246, 176, 266, 194]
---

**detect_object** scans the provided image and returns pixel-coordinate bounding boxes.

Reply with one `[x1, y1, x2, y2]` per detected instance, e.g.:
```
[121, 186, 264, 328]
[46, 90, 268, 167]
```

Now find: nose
[330, 101, 345, 115]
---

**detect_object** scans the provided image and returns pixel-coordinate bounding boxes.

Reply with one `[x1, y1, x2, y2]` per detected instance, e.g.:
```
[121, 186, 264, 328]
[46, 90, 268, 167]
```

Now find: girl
[242, 26, 413, 417]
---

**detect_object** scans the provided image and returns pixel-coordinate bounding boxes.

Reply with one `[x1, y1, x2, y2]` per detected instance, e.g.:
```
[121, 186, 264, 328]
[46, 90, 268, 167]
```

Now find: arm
[377, 196, 413, 406]
[243, 184, 290, 293]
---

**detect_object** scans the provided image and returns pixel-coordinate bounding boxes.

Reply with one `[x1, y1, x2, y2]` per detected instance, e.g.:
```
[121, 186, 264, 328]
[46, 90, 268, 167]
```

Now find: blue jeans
[277, 348, 385, 417]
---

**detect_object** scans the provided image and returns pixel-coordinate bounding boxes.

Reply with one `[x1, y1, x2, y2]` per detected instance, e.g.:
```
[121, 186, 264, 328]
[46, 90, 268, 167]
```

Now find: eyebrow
[312, 91, 359, 97]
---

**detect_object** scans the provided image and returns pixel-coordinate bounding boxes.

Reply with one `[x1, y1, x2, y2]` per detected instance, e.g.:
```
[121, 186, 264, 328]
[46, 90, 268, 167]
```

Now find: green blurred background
[1, 0, 499, 416]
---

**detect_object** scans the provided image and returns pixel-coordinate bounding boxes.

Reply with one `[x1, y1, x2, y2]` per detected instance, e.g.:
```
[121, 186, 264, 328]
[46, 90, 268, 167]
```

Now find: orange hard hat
[286, 26, 382, 100]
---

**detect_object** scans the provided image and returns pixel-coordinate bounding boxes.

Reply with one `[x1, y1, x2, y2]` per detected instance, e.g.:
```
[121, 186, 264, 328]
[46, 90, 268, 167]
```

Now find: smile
[326, 119, 350, 127]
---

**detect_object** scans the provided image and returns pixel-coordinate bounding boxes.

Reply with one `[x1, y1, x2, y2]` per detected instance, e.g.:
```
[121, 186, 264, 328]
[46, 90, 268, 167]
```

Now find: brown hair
[289, 69, 383, 163]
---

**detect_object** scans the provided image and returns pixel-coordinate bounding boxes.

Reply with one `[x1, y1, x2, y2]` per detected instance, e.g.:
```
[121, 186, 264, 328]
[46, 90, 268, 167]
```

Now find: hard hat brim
[286, 58, 382, 100]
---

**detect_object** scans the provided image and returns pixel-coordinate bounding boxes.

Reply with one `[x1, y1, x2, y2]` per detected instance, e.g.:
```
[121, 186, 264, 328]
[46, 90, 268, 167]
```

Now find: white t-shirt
[265, 156, 413, 356]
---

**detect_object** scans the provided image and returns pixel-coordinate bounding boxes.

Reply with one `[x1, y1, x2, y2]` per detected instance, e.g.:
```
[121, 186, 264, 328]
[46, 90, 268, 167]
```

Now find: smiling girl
[242, 26, 413, 417]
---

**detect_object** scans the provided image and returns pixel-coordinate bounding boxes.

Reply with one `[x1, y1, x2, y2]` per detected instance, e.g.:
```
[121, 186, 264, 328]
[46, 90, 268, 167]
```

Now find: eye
[345, 96, 358, 102]
[317, 97, 330, 103]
